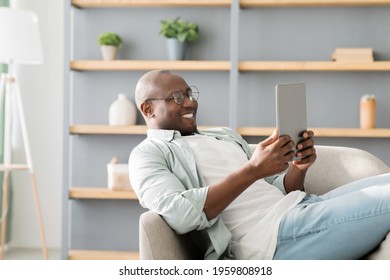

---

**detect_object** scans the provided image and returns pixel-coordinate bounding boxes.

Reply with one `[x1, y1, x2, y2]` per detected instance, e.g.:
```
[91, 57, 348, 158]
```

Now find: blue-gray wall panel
[73, 7, 230, 60]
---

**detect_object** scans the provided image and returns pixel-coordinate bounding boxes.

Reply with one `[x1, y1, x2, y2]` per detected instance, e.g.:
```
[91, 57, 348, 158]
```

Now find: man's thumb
[260, 129, 278, 147]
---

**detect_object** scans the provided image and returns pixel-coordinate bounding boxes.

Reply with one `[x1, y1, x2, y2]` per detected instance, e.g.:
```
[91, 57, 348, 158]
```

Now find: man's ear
[140, 102, 154, 118]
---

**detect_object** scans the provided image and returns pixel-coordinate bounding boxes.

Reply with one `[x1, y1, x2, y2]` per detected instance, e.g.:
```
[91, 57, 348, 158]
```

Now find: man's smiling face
[145, 73, 198, 136]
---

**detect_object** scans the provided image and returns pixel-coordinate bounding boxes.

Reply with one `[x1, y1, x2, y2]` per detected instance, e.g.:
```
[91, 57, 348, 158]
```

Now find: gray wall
[65, 4, 390, 255]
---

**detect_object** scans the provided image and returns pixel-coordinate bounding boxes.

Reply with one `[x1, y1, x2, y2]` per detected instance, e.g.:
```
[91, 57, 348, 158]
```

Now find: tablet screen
[275, 83, 307, 159]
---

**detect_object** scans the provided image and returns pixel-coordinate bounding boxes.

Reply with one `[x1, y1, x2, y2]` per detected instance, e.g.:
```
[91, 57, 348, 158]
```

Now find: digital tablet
[275, 82, 307, 160]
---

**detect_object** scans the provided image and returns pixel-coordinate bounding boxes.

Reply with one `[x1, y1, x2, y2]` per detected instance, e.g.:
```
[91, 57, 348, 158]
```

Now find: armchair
[138, 145, 390, 260]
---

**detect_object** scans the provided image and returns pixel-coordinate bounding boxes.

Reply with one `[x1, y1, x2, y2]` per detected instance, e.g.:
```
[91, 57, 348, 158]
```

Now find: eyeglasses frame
[144, 85, 199, 105]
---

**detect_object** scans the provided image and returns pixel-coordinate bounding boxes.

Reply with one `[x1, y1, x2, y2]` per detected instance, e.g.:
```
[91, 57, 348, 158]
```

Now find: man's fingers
[260, 129, 278, 147]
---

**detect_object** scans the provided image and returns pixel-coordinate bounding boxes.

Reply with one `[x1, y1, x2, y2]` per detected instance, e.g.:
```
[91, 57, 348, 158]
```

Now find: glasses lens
[189, 86, 199, 101]
[172, 86, 199, 104]
[173, 90, 185, 104]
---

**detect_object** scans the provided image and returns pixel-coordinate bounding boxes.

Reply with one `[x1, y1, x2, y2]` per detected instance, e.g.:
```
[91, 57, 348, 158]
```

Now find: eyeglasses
[144, 86, 199, 105]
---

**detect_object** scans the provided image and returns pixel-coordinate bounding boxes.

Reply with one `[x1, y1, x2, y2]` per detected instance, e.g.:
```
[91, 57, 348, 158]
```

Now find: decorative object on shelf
[107, 156, 132, 191]
[360, 94, 376, 129]
[332, 48, 374, 62]
[108, 93, 136, 126]
[98, 32, 122, 60]
[159, 17, 199, 60]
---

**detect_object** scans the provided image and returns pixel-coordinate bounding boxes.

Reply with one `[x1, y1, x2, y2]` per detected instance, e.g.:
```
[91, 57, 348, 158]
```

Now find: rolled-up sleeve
[129, 143, 214, 234]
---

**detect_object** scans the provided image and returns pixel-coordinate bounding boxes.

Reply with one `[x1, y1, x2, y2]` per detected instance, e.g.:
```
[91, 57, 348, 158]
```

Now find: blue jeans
[273, 173, 390, 260]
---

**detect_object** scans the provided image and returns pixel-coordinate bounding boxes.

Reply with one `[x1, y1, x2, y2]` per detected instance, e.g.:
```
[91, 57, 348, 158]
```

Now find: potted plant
[159, 17, 199, 60]
[98, 32, 123, 60]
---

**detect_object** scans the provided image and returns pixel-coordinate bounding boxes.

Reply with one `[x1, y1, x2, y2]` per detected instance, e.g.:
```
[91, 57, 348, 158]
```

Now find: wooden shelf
[68, 250, 139, 260]
[70, 60, 231, 71]
[70, 125, 148, 135]
[72, 0, 390, 8]
[239, 61, 390, 71]
[238, 127, 390, 138]
[69, 187, 138, 200]
[240, 0, 390, 7]
[70, 125, 390, 138]
[70, 60, 390, 72]
[69, 124, 216, 135]
[72, 0, 231, 8]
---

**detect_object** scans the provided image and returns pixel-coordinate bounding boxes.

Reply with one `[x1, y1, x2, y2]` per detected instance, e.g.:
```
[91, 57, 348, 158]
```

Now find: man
[129, 69, 390, 260]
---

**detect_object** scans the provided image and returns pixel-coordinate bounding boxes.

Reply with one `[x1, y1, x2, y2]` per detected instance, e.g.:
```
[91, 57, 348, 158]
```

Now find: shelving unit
[63, 0, 390, 260]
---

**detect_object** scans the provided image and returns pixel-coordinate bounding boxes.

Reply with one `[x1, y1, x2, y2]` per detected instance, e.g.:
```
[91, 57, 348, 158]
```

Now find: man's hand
[249, 130, 295, 180]
[292, 130, 316, 171]
[284, 130, 316, 193]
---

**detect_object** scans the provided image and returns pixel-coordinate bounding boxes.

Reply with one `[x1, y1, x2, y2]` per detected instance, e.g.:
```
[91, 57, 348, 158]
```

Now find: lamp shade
[0, 7, 43, 64]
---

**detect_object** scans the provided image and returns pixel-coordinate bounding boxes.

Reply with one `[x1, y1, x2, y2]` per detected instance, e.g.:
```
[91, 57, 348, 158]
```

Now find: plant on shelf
[98, 32, 123, 61]
[159, 17, 199, 60]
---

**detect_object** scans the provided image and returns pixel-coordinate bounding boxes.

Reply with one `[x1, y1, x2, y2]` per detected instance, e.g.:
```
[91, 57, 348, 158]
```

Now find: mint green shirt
[129, 127, 286, 259]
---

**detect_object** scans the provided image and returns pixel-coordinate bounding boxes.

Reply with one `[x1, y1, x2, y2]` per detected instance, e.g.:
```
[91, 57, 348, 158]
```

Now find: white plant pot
[166, 38, 187, 60]
[100, 45, 119, 60]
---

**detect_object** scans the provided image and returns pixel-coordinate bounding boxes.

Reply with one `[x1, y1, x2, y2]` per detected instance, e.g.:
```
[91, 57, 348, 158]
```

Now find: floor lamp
[0, 7, 48, 259]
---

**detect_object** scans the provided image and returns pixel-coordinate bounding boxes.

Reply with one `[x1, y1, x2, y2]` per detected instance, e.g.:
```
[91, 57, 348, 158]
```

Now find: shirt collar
[147, 129, 181, 142]
[147, 129, 201, 142]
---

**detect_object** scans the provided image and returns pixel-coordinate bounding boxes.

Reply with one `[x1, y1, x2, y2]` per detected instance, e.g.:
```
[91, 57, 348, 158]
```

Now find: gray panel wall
[65, 4, 390, 255]
[237, 7, 390, 165]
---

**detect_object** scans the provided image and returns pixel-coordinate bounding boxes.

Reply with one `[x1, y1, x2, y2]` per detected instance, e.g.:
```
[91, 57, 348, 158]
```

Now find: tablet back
[275, 82, 307, 146]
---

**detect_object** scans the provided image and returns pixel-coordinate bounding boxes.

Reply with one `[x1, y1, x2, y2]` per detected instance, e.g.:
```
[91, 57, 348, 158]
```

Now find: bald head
[135, 70, 173, 110]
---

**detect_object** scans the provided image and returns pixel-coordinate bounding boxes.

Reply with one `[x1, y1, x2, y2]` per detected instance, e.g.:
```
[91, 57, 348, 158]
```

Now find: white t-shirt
[184, 134, 305, 259]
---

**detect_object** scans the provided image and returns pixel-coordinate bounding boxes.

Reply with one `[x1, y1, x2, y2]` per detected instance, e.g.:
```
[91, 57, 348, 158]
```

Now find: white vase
[100, 45, 118, 60]
[109, 93, 137, 126]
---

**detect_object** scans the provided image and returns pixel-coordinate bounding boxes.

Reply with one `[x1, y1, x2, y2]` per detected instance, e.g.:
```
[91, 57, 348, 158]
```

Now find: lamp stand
[0, 70, 48, 260]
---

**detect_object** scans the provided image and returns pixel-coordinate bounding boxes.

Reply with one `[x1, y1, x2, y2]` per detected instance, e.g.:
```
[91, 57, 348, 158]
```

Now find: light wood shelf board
[240, 0, 390, 7]
[69, 124, 216, 135]
[69, 187, 138, 200]
[68, 250, 139, 260]
[71, 60, 231, 71]
[312, 128, 390, 138]
[70, 125, 148, 135]
[237, 127, 275, 136]
[239, 61, 390, 71]
[238, 127, 390, 138]
[72, 0, 231, 8]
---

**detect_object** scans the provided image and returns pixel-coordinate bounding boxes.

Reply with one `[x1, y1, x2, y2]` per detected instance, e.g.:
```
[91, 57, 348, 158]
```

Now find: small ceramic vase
[360, 95, 376, 129]
[109, 93, 136, 126]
